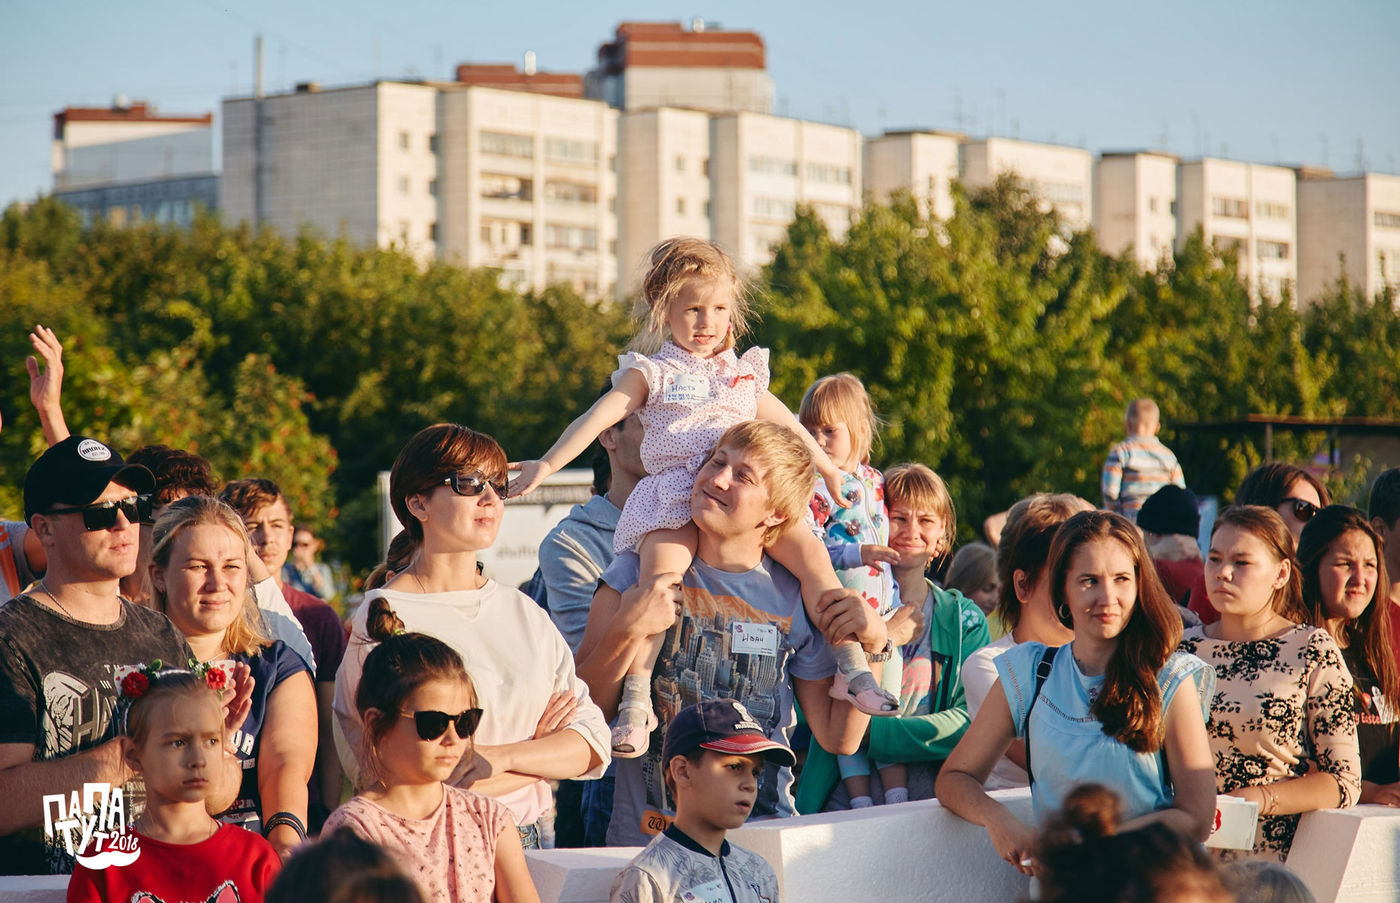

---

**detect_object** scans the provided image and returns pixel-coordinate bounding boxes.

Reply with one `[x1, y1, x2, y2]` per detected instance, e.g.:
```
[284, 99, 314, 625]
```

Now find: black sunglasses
[1283, 497, 1320, 522]
[401, 708, 484, 741]
[45, 494, 154, 531]
[443, 472, 507, 499]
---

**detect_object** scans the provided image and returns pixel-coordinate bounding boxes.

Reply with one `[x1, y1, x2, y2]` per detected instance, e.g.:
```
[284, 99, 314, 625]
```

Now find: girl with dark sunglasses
[324, 632, 540, 903]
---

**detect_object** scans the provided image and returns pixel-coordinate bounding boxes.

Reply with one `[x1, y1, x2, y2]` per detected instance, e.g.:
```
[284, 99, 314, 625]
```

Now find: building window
[399, 220, 411, 241]
[751, 196, 796, 220]
[545, 137, 598, 165]
[702, 158, 710, 176]
[1170, 200, 1178, 216]
[1043, 181, 1084, 205]
[544, 181, 598, 204]
[1257, 240, 1290, 260]
[480, 131, 535, 158]
[703, 200, 711, 218]
[428, 179, 438, 197]
[520, 224, 532, 246]
[1255, 201, 1290, 219]
[546, 223, 598, 251]
[1212, 235, 1244, 255]
[1375, 211, 1400, 229]
[428, 134, 439, 154]
[676, 198, 686, 215]
[480, 174, 532, 201]
[428, 222, 438, 241]
[398, 131, 411, 150]
[675, 155, 685, 173]
[1148, 197, 1158, 213]
[748, 156, 797, 177]
[1211, 196, 1248, 219]
[806, 162, 852, 185]
[398, 176, 411, 194]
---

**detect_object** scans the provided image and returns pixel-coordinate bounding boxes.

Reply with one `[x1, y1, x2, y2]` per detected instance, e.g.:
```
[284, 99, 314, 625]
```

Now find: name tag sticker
[663, 373, 711, 405]
[732, 622, 779, 657]
[679, 880, 727, 903]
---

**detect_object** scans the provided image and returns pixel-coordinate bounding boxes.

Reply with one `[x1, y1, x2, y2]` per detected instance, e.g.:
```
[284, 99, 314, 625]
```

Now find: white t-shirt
[962, 632, 1027, 790]
[333, 581, 611, 826]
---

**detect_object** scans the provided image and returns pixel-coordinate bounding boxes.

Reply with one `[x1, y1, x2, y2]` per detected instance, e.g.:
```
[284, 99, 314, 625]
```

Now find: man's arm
[575, 576, 682, 720]
[797, 588, 887, 757]
[0, 741, 129, 835]
[539, 529, 605, 654]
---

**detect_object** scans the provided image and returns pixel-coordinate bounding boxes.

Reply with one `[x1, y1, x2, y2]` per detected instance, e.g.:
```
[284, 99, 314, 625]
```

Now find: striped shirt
[1101, 436, 1185, 520]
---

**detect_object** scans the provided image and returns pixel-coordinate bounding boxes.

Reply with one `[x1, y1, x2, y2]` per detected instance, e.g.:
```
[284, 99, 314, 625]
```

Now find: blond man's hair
[631, 237, 751, 354]
[709, 420, 814, 547]
[798, 373, 881, 466]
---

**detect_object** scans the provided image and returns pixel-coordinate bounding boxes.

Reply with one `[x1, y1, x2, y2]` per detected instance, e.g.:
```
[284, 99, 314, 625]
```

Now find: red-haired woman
[937, 510, 1217, 877]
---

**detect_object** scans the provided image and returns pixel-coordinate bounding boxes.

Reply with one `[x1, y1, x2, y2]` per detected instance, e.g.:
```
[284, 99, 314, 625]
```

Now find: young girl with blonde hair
[510, 239, 894, 757]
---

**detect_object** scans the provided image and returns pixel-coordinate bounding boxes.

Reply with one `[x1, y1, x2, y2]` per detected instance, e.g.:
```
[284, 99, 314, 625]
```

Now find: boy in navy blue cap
[610, 698, 784, 903]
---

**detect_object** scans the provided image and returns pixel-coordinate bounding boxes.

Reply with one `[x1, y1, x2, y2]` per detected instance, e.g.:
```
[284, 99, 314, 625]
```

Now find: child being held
[510, 238, 896, 759]
[610, 699, 785, 903]
[67, 665, 280, 903]
[323, 627, 539, 903]
[799, 373, 910, 807]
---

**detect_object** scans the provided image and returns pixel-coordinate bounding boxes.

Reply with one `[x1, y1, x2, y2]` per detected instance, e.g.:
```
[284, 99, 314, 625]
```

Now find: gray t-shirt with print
[602, 551, 836, 847]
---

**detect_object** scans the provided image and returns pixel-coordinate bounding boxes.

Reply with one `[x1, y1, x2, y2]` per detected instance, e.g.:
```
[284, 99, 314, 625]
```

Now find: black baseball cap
[23, 436, 155, 524]
[661, 698, 795, 768]
[1137, 485, 1200, 539]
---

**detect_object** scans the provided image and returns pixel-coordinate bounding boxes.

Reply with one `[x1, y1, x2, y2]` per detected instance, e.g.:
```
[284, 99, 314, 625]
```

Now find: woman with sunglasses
[325, 632, 540, 903]
[1296, 507, 1400, 806]
[334, 423, 610, 850]
[1188, 462, 1332, 625]
[149, 495, 317, 860]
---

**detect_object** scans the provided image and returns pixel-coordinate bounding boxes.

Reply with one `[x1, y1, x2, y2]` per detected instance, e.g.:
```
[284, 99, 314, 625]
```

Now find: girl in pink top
[323, 630, 539, 903]
[510, 238, 897, 758]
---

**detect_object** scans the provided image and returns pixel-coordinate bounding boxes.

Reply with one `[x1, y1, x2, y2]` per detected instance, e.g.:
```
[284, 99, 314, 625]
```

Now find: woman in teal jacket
[797, 464, 991, 812]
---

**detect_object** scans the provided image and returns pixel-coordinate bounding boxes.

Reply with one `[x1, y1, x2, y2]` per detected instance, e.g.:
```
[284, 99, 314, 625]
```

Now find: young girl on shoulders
[509, 238, 895, 757]
[324, 618, 539, 903]
[67, 667, 281, 903]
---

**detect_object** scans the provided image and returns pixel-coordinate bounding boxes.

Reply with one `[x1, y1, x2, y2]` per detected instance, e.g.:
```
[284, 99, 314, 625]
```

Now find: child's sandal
[829, 670, 900, 716]
[611, 704, 659, 758]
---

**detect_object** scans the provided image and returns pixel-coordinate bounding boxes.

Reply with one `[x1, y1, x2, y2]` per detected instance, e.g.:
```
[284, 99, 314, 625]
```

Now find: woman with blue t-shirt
[936, 510, 1217, 878]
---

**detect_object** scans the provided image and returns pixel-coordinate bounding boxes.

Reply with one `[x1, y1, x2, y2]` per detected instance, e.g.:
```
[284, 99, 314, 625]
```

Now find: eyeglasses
[400, 708, 484, 741]
[45, 494, 153, 531]
[1283, 497, 1320, 522]
[443, 472, 507, 499]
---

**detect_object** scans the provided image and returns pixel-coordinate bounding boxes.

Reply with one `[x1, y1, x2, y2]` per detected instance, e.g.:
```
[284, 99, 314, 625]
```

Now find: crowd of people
[0, 236, 1394, 902]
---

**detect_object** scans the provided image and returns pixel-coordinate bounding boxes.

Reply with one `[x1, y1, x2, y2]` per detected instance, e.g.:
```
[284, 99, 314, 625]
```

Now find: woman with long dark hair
[937, 510, 1216, 877]
[1297, 506, 1400, 806]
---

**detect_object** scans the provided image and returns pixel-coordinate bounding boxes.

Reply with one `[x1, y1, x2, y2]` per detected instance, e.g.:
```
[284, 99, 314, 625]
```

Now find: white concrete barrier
[6, 797, 1400, 903]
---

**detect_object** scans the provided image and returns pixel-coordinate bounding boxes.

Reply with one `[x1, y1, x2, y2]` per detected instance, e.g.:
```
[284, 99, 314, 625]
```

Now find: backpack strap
[1022, 645, 1059, 786]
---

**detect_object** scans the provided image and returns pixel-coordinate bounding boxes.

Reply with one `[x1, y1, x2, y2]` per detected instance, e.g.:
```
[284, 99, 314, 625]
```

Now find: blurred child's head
[634, 238, 749, 355]
[661, 699, 793, 830]
[994, 493, 1087, 632]
[1221, 860, 1317, 903]
[268, 827, 426, 903]
[798, 373, 880, 470]
[356, 632, 479, 786]
[121, 668, 226, 808]
[946, 543, 1000, 615]
[884, 463, 956, 572]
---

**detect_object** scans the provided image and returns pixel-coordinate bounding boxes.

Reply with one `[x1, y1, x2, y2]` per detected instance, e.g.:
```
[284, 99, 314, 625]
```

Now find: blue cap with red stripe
[661, 698, 795, 767]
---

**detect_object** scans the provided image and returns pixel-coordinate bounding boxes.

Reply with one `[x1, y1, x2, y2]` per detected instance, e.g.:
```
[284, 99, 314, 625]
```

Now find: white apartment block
[863, 130, 961, 222]
[53, 102, 213, 191]
[1297, 172, 1400, 303]
[222, 81, 617, 293]
[1094, 151, 1179, 268]
[960, 137, 1093, 231]
[617, 108, 714, 285]
[1176, 158, 1297, 300]
[437, 86, 617, 296]
[709, 112, 862, 272]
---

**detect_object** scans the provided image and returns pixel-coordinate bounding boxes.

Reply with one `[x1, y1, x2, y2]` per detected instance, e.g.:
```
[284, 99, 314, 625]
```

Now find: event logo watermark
[43, 782, 140, 868]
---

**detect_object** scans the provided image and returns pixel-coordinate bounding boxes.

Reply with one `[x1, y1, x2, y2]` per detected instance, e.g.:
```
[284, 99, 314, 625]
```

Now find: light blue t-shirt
[996, 642, 1213, 824]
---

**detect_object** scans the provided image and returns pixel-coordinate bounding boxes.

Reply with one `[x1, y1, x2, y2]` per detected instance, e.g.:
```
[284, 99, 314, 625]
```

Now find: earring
[1056, 602, 1071, 621]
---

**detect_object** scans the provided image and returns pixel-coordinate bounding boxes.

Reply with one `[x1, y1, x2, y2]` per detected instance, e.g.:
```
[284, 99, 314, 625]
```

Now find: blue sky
[1, 0, 1396, 208]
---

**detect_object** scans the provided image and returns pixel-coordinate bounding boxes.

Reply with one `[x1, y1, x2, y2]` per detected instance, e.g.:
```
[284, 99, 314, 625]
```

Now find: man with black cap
[1137, 483, 1203, 609]
[0, 436, 244, 875]
[610, 698, 785, 903]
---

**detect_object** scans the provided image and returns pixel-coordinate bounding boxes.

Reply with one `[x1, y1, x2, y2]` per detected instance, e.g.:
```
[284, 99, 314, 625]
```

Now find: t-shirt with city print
[601, 551, 837, 847]
[610, 825, 779, 903]
[0, 594, 193, 875]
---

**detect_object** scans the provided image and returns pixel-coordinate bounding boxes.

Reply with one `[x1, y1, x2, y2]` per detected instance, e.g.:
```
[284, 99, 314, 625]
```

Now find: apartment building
[709, 112, 862, 272]
[1093, 151, 1179, 268]
[863, 130, 962, 222]
[1297, 172, 1400, 303]
[585, 20, 773, 115]
[221, 79, 617, 294]
[52, 100, 217, 226]
[1176, 158, 1297, 300]
[960, 137, 1093, 231]
[617, 107, 714, 284]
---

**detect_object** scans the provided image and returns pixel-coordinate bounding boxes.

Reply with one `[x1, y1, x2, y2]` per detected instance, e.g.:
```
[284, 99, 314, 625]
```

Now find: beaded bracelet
[263, 811, 307, 841]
